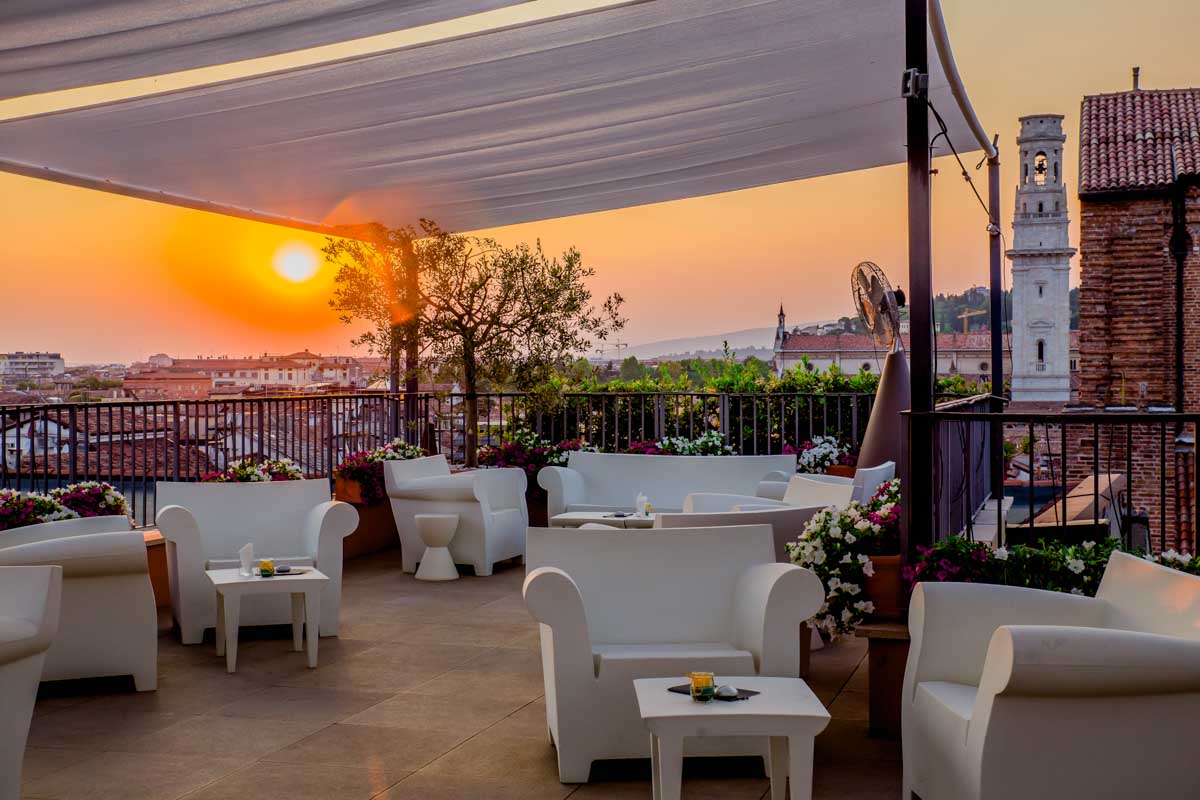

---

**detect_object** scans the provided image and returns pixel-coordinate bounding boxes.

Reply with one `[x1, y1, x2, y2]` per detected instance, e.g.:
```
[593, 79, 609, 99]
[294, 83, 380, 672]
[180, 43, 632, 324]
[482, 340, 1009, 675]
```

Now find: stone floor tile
[342, 691, 530, 736]
[22, 752, 243, 800]
[418, 728, 568, 787]
[27, 707, 190, 751]
[20, 747, 97, 785]
[376, 772, 574, 800]
[397, 621, 537, 648]
[115, 715, 328, 759]
[178, 762, 400, 800]
[211, 685, 396, 724]
[828, 689, 869, 722]
[485, 699, 549, 740]
[261, 722, 465, 779]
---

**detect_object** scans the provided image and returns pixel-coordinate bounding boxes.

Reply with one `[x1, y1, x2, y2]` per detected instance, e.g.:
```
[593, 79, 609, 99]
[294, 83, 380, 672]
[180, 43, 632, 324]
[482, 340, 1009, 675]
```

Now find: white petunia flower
[1067, 558, 1085, 574]
[842, 583, 861, 596]
[1069, 588, 1085, 595]
[844, 533, 857, 545]
[827, 576, 841, 591]
[1082, 540, 1095, 550]
[995, 547, 1009, 561]
[853, 600, 875, 613]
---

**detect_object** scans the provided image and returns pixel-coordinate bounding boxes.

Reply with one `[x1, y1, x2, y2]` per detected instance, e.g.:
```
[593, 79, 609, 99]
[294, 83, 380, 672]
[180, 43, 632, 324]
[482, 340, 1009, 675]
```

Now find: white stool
[413, 513, 460, 581]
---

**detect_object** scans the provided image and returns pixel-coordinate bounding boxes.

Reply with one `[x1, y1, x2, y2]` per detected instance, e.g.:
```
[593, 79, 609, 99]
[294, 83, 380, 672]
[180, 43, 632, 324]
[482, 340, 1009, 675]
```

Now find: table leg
[291, 593, 304, 652]
[221, 592, 241, 673]
[214, 592, 225, 657]
[787, 735, 815, 800]
[303, 589, 320, 668]
[769, 736, 790, 800]
[650, 735, 661, 800]
[656, 734, 682, 800]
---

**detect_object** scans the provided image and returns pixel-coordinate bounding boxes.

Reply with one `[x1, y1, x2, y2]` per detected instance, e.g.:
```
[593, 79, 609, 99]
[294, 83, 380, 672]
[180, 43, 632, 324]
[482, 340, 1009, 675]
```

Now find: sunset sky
[1, 0, 1198, 365]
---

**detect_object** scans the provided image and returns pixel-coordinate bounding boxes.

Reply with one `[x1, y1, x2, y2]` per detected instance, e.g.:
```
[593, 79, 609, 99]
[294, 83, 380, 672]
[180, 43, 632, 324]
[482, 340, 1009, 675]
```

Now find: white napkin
[238, 543, 255, 577]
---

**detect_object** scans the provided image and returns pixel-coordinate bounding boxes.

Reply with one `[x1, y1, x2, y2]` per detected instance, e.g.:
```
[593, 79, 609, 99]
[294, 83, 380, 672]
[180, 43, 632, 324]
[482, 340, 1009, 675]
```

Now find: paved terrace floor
[21, 551, 901, 799]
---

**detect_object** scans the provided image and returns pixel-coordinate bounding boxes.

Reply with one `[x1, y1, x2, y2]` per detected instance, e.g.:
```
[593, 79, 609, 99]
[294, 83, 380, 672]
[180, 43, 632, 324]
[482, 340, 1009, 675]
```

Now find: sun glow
[273, 242, 320, 282]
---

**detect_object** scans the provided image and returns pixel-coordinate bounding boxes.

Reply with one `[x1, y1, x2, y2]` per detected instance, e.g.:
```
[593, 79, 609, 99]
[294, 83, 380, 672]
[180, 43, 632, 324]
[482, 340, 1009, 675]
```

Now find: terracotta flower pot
[526, 485, 548, 528]
[334, 476, 365, 505]
[826, 464, 857, 479]
[866, 554, 905, 621]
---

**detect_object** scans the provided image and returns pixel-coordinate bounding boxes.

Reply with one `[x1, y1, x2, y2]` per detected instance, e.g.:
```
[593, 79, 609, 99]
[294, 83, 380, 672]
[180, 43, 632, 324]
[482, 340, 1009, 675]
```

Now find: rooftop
[1079, 87, 1200, 195]
[22, 553, 893, 799]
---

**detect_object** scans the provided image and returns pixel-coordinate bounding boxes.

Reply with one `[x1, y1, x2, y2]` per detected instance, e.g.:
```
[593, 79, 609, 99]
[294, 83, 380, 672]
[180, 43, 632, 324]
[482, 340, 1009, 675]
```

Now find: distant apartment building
[122, 370, 213, 400]
[128, 350, 372, 395]
[0, 352, 66, 383]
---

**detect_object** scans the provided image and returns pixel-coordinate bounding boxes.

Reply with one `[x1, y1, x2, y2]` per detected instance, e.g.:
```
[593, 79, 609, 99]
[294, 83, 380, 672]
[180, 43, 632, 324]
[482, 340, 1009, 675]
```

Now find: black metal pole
[904, 0, 934, 552]
[988, 147, 1006, 543]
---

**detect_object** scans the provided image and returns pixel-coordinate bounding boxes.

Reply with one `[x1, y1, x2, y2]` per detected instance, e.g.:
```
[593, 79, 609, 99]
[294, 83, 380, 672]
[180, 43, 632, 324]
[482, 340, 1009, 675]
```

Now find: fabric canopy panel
[0, 0, 524, 99]
[0, 0, 982, 233]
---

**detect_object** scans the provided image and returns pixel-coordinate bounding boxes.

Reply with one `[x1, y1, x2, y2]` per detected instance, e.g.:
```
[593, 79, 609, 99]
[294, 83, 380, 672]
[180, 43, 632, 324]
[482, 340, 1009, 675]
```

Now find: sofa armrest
[907, 582, 1108, 692]
[537, 466, 586, 517]
[523, 567, 595, 678]
[754, 480, 788, 501]
[388, 474, 478, 502]
[0, 565, 61, 665]
[977, 625, 1200, 699]
[0, 531, 148, 578]
[685, 493, 786, 513]
[473, 467, 528, 513]
[304, 500, 358, 565]
[731, 563, 824, 676]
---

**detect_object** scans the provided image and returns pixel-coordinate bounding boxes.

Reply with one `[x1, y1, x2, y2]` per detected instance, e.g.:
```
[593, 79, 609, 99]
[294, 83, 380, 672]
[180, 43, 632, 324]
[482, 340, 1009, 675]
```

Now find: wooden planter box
[526, 485, 548, 528]
[865, 554, 905, 621]
[334, 477, 399, 560]
[826, 464, 857, 479]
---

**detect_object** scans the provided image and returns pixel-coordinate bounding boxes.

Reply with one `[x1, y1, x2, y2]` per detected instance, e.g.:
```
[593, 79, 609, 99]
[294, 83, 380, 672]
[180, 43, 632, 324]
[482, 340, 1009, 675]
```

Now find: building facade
[0, 352, 66, 382]
[1007, 115, 1076, 402]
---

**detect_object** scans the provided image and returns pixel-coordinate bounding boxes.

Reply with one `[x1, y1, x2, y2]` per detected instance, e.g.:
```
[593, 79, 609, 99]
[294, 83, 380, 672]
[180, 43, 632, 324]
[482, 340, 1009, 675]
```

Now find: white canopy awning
[0, 0, 990, 233]
[0, 0, 525, 99]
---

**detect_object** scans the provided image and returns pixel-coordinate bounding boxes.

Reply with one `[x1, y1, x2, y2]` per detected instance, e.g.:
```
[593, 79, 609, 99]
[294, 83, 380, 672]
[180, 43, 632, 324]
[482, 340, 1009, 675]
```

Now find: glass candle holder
[258, 559, 275, 577]
[688, 671, 715, 702]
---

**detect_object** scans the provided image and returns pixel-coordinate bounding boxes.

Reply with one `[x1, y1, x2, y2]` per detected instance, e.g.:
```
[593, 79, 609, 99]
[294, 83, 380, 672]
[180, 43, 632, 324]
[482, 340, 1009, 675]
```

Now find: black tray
[668, 684, 759, 701]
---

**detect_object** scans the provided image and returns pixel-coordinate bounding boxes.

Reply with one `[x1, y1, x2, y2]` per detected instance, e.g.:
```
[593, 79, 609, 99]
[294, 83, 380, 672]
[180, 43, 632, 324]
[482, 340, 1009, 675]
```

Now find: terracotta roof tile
[1079, 88, 1200, 194]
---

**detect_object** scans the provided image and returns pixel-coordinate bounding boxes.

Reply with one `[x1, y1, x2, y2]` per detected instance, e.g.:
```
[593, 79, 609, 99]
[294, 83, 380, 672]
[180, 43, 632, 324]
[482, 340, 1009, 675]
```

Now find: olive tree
[417, 227, 624, 465]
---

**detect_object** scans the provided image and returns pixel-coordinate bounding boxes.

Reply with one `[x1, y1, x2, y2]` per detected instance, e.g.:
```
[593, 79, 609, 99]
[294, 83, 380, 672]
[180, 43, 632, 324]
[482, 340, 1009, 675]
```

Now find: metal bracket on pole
[901, 68, 929, 99]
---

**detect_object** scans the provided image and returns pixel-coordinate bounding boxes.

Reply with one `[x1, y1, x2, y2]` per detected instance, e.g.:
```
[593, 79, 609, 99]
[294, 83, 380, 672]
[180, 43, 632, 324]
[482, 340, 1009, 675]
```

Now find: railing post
[719, 394, 730, 445]
[325, 398, 335, 483]
[67, 406, 77, 484]
[654, 394, 665, 441]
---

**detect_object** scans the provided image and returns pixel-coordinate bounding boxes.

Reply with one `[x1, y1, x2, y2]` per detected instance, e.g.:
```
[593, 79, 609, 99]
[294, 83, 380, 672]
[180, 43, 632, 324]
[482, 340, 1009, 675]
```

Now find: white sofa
[537, 451, 797, 518]
[0, 516, 156, 690]
[756, 461, 895, 504]
[904, 551, 1200, 800]
[524, 524, 824, 783]
[655, 501, 823, 563]
[385, 455, 527, 576]
[0, 565, 61, 799]
[156, 479, 357, 644]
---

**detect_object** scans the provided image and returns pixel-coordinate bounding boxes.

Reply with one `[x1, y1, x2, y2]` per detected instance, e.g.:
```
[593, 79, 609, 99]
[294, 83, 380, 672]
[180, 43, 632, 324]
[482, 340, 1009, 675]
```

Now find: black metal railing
[912, 404, 1199, 554]
[3, 390, 874, 526]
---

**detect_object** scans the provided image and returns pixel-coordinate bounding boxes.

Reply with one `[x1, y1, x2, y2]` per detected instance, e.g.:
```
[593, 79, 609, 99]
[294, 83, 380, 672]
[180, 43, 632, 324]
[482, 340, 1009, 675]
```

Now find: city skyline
[1, 0, 1198, 364]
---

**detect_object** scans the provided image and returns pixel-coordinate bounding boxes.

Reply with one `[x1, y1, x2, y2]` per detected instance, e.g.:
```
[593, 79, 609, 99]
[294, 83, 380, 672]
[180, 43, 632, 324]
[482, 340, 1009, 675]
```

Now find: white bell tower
[1007, 115, 1075, 402]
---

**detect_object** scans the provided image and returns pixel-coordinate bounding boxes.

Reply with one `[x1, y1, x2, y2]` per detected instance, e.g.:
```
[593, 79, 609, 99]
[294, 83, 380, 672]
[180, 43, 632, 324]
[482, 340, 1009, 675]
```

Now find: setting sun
[272, 242, 320, 282]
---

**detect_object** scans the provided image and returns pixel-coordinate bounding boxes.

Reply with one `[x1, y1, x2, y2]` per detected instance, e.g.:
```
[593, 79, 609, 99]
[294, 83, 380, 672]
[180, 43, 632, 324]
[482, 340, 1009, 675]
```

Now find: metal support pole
[903, 0, 934, 553]
[988, 148, 1006, 543]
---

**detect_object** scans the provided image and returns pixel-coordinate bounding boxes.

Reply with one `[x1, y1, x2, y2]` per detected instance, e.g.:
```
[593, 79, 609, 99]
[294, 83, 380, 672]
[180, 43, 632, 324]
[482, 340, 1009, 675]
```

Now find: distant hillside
[620, 327, 777, 360]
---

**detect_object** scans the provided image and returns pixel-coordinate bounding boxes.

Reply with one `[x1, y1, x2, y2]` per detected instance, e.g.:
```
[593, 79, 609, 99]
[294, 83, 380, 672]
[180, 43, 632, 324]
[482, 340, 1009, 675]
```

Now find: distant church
[1007, 115, 1076, 402]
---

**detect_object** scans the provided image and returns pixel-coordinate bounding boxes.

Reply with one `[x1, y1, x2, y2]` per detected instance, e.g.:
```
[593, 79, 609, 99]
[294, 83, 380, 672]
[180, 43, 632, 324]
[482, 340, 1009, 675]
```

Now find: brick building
[1068, 80, 1200, 549]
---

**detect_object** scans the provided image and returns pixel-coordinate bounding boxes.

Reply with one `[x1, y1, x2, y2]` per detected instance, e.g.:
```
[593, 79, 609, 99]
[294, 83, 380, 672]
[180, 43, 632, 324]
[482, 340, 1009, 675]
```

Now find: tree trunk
[462, 341, 478, 467]
[401, 238, 420, 444]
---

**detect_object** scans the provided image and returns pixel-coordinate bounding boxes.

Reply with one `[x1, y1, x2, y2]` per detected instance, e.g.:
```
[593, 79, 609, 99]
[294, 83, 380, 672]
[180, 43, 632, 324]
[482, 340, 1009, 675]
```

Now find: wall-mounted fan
[851, 261, 906, 351]
[851, 261, 910, 470]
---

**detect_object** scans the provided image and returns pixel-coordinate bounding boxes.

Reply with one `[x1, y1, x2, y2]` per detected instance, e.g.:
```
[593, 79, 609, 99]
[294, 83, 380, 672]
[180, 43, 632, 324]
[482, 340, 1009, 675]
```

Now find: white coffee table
[205, 567, 329, 673]
[548, 511, 655, 529]
[413, 513, 460, 581]
[633, 676, 830, 800]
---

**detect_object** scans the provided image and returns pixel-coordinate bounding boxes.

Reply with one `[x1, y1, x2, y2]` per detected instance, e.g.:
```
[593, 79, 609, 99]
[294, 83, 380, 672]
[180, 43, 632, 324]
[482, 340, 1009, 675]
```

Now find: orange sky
[1, 0, 1198, 365]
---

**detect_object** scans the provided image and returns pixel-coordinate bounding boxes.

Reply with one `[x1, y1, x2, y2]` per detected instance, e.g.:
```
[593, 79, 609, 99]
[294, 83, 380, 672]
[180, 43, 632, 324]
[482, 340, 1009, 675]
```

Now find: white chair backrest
[383, 455, 452, 490]
[853, 461, 895, 502]
[655, 506, 820, 562]
[526, 524, 775, 644]
[782, 475, 854, 509]
[1097, 551, 1200, 640]
[564, 451, 796, 510]
[156, 479, 331, 562]
[0, 515, 132, 549]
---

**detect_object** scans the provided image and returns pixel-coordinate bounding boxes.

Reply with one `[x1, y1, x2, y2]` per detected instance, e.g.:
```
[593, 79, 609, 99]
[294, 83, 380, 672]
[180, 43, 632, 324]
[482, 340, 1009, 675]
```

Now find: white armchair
[538, 451, 796, 517]
[904, 551, 1200, 800]
[755, 461, 895, 504]
[385, 455, 527, 576]
[656, 503, 823, 562]
[524, 525, 824, 783]
[0, 527, 157, 690]
[0, 565, 62, 799]
[156, 479, 357, 644]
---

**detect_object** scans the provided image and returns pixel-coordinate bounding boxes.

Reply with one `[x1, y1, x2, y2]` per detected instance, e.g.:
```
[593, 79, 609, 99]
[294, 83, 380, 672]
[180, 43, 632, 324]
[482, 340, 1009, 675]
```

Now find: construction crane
[956, 308, 987, 333]
[595, 339, 629, 359]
